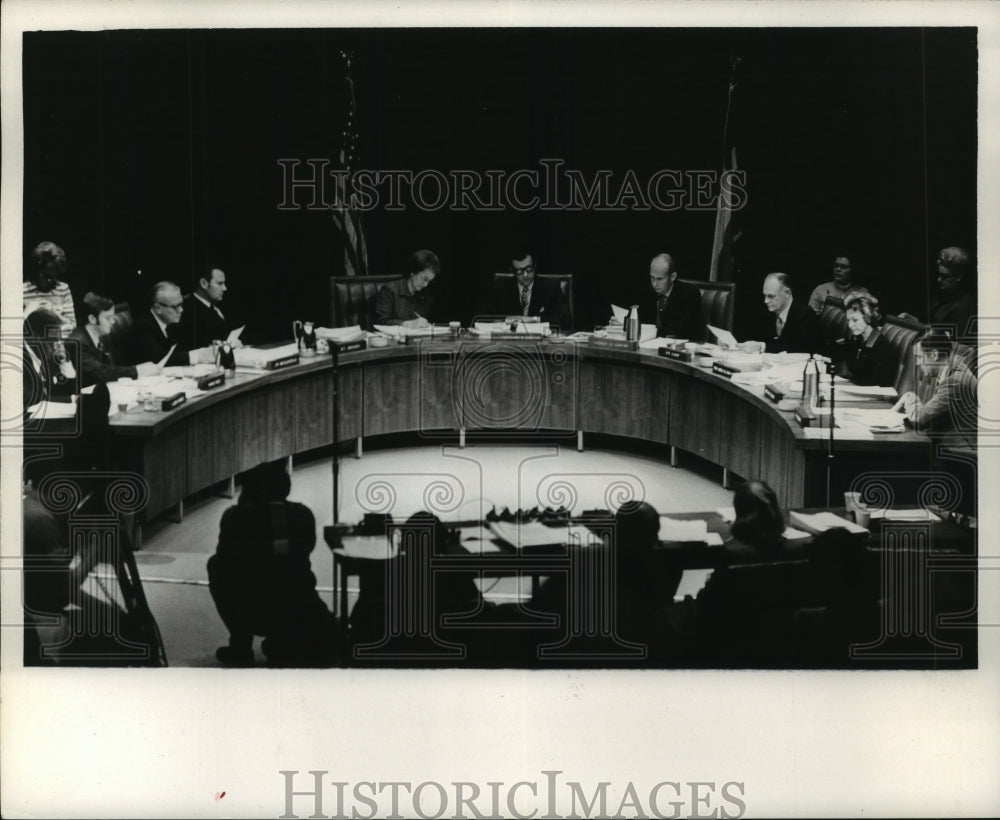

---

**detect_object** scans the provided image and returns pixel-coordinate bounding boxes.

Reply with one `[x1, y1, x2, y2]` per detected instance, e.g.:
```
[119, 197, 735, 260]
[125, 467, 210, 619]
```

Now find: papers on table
[716, 506, 736, 523]
[658, 517, 724, 546]
[26, 400, 77, 421]
[316, 325, 364, 343]
[611, 304, 628, 321]
[234, 343, 299, 367]
[489, 521, 568, 548]
[471, 321, 550, 336]
[782, 527, 812, 541]
[870, 508, 943, 522]
[802, 426, 875, 440]
[674, 569, 714, 601]
[789, 510, 868, 535]
[336, 534, 399, 560]
[812, 407, 906, 432]
[457, 527, 504, 554]
[639, 336, 665, 350]
[227, 325, 245, 344]
[837, 383, 898, 399]
[162, 364, 218, 378]
[707, 324, 738, 348]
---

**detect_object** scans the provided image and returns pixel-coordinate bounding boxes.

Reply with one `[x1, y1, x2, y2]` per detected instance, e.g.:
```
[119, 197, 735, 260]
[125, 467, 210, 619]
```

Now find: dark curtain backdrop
[23, 28, 976, 342]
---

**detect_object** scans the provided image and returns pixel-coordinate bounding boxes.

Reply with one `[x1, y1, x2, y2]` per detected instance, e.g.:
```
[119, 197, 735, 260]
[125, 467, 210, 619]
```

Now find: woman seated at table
[725, 479, 805, 564]
[828, 292, 896, 387]
[374, 249, 440, 328]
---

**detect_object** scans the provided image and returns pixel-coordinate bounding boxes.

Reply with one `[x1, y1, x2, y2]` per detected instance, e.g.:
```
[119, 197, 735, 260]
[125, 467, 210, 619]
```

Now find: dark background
[23, 28, 977, 341]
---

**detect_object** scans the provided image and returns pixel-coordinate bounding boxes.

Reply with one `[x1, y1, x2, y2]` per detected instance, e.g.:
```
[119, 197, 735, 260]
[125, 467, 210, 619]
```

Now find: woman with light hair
[831, 291, 896, 387]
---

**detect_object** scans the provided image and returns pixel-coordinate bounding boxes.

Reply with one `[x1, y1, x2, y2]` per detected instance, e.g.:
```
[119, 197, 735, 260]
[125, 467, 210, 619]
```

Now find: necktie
[520, 286, 530, 316]
[214, 305, 225, 321]
[775, 316, 784, 336]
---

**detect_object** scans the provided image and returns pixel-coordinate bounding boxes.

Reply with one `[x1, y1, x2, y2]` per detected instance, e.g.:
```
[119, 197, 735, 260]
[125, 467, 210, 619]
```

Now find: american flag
[332, 50, 369, 277]
[709, 55, 742, 283]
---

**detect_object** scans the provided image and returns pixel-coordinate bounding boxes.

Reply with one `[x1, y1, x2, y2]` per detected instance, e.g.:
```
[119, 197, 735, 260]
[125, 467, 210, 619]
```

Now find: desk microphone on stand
[824, 358, 837, 509]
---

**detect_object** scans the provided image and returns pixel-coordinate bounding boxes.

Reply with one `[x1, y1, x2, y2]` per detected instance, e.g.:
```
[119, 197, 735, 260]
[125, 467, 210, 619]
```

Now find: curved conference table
[109, 337, 935, 529]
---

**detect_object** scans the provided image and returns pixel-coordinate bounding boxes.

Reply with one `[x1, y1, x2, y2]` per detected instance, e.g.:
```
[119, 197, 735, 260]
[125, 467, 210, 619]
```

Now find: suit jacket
[67, 326, 138, 388]
[829, 330, 895, 387]
[763, 299, 823, 354]
[125, 310, 190, 367]
[930, 291, 976, 338]
[374, 278, 436, 326]
[910, 359, 977, 438]
[482, 277, 570, 331]
[643, 280, 704, 341]
[177, 295, 232, 349]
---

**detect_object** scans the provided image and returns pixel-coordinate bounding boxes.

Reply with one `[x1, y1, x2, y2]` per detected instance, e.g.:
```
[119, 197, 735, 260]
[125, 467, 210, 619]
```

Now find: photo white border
[2, 1, 999, 817]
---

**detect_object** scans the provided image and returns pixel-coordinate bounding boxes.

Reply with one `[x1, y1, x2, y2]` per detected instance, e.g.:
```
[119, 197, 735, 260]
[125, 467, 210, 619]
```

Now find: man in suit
[645, 253, 704, 341]
[929, 246, 976, 338]
[759, 272, 823, 354]
[125, 281, 213, 367]
[69, 292, 160, 387]
[482, 250, 570, 331]
[177, 264, 238, 349]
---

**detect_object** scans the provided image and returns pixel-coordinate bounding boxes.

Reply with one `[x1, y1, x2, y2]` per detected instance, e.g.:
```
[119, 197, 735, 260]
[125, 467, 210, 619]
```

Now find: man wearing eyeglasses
[125, 281, 214, 367]
[929, 246, 976, 338]
[482, 250, 570, 331]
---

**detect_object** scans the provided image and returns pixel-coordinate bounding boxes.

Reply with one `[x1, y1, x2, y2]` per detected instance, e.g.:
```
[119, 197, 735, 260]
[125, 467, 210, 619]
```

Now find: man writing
[645, 253, 704, 340]
[482, 250, 570, 331]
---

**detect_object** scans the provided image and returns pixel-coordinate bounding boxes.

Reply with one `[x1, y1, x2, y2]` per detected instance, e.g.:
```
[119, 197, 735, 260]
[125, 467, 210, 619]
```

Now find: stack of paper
[802, 426, 875, 440]
[489, 520, 568, 548]
[658, 517, 724, 546]
[336, 534, 399, 560]
[789, 511, 868, 535]
[316, 325, 364, 343]
[26, 400, 77, 421]
[234, 343, 299, 367]
[871, 508, 943, 522]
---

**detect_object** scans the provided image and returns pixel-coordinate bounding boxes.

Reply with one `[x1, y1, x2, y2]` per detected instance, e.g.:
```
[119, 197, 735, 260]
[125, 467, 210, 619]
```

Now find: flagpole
[709, 55, 741, 283]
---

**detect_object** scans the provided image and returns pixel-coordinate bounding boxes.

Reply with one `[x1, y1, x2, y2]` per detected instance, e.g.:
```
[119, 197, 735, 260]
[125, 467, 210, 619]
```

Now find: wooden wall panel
[669, 376, 722, 462]
[579, 361, 670, 443]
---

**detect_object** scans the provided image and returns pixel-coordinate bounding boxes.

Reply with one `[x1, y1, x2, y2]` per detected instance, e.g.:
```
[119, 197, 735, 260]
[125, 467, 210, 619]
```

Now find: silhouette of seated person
[23, 308, 111, 484]
[207, 460, 339, 667]
[792, 527, 880, 665]
[507, 501, 679, 665]
[348, 511, 487, 661]
[680, 480, 808, 665]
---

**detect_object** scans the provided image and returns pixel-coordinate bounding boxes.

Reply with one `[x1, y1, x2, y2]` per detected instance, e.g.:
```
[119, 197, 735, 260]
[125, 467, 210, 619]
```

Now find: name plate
[160, 392, 187, 411]
[659, 347, 693, 362]
[266, 354, 300, 370]
[330, 339, 367, 354]
[794, 403, 818, 426]
[764, 385, 785, 404]
[197, 372, 225, 390]
[712, 362, 740, 378]
[471, 332, 548, 342]
[589, 337, 639, 352]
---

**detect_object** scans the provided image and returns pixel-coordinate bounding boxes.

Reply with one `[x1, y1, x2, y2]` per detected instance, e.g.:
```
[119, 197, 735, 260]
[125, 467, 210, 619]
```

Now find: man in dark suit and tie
[68, 292, 161, 387]
[760, 272, 823, 354]
[482, 251, 570, 331]
[645, 253, 705, 341]
[125, 281, 213, 367]
[177, 264, 238, 349]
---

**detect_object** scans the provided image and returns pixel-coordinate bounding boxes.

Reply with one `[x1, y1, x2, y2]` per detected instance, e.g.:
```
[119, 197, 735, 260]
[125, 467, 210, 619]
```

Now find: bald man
[125, 281, 214, 367]
[645, 253, 704, 341]
[759, 272, 823, 354]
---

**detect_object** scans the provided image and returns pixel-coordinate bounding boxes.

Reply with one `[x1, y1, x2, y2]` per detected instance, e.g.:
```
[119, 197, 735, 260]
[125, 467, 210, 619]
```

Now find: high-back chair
[819, 294, 848, 345]
[329, 275, 404, 330]
[677, 279, 735, 340]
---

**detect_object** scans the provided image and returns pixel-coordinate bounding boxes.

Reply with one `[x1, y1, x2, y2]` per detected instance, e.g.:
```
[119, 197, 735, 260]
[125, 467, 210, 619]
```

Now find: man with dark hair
[808, 254, 857, 314]
[68, 292, 160, 387]
[125, 281, 214, 367]
[929, 246, 976, 337]
[758, 272, 823, 354]
[892, 329, 977, 437]
[645, 253, 704, 340]
[375, 249, 441, 327]
[23, 240, 75, 335]
[481, 250, 570, 330]
[178, 264, 238, 348]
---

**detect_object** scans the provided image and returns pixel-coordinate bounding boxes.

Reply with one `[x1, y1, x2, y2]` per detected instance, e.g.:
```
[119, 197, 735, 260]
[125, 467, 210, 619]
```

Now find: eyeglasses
[513, 265, 535, 276]
[157, 302, 184, 311]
